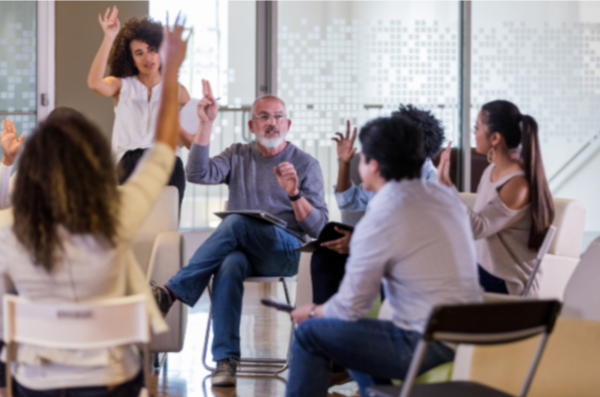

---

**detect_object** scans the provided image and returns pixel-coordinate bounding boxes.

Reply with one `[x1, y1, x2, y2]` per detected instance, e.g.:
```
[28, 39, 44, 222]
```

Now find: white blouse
[112, 76, 163, 164]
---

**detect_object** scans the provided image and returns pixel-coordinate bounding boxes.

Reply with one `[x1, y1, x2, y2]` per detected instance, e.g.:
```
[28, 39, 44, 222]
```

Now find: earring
[487, 147, 495, 163]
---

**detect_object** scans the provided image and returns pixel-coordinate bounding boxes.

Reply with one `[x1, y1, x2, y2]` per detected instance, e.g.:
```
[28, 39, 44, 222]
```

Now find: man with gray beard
[152, 80, 328, 387]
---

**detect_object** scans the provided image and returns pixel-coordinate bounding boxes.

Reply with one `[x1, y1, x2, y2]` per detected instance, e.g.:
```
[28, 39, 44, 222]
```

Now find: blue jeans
[285, 318, 455, 397]
[166, 214, 301, 361]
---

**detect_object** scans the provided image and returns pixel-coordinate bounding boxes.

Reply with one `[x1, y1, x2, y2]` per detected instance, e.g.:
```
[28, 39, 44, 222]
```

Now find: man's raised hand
[332, 120, 357, 164]
[197, 79, 218, 124]
[274, 162, 299, 197]
[1, 118, 25, 166]
[98, 6, 120, 41]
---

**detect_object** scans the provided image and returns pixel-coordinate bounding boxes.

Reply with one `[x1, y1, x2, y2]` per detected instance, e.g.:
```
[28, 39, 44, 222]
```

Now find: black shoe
[211, 358, 239, 387]
[150, 281, 174, 317]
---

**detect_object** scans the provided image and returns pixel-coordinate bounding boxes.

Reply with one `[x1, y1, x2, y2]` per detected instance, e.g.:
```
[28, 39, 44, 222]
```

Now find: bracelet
[309, 304, 317, 318]
[289, 190, 303, 202]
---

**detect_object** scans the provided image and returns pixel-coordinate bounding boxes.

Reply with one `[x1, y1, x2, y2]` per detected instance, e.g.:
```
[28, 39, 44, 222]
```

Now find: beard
[256, 128, 286, 148]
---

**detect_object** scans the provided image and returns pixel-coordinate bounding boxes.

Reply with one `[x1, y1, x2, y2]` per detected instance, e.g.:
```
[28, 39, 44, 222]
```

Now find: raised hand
[437, 141, 453, 187]
[197, 79, 218, 124]
[1, 118, 25, 166]
[274, 162, 299, 197]
[98, 6, 120, 41]
[332, 120, 358, 164]
[160, 12, 189, 70]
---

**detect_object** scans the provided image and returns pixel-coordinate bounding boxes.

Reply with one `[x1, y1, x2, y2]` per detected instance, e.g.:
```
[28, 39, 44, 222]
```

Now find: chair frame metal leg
[201, 277, 295, 375]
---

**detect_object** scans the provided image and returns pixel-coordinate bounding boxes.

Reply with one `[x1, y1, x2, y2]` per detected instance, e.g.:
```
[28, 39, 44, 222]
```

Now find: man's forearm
[291, 195, 313, 222]
[336, 161, 352, 193]
[193, 121, 213, 146]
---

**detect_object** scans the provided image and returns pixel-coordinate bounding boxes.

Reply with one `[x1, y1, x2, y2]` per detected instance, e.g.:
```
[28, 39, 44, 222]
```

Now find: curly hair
[393, 104, 445, 158]
[359, 116, 426, 181]
[12, 107, 120, 272]
[108, 17, 163, 78]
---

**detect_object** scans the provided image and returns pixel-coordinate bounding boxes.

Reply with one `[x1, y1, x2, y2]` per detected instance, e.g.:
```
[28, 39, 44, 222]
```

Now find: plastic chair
[3, 294, 152, 397]
[201, 276, 296, 375]
[367, 300, 562, 397]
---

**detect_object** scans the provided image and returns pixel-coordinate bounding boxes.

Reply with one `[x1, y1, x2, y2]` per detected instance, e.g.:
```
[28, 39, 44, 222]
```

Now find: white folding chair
[522, 225, 557, 297]
[3, 294, 152, 397]
[201, 276, 296, 375]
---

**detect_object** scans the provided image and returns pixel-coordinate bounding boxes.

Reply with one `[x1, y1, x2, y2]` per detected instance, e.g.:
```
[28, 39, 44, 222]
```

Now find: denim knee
[218, 214, 249, 232]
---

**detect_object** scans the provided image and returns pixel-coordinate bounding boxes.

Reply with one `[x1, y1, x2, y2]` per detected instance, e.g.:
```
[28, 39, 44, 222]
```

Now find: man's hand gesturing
[332, 120, 357, 164]
[274, 162, 299, 196]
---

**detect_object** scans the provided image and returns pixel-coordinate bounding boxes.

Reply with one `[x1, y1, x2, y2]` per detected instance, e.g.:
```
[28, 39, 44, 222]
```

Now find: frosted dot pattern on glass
[0, 2, 37, 138]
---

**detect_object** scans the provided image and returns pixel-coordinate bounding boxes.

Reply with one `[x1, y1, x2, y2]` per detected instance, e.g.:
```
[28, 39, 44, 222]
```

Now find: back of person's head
[12, 107, 120, 272]
[359, 116, 425, 181]
[481, 99, 554, 250]
[393, 104, 445, 158]
[108, 17, 163, 77]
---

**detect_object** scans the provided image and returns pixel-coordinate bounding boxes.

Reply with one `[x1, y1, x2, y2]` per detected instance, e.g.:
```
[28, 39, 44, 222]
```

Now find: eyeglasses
[253, 114, 288, 124]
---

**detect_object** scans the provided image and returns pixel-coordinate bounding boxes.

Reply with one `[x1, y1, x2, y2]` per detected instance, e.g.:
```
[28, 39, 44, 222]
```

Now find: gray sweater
[187, 142, 328, 239]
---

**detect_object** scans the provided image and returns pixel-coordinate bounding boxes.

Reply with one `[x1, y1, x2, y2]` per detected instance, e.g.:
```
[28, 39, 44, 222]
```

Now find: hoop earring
[487, 147, 496, 163]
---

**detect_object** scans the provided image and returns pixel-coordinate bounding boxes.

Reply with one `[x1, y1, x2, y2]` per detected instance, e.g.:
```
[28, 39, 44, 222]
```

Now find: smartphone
[261, 296, 295, 313]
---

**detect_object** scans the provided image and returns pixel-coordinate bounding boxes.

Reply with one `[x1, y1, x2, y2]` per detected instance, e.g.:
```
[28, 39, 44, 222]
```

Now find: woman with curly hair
[88, 6, 191, 208]
[0, 20, 188, 395]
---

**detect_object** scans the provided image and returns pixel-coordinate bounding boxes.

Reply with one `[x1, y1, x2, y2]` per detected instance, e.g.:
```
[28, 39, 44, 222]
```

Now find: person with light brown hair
[88, 5, 191, 208]
[438, 99, 555, 296]
[0, 17, 189, 396]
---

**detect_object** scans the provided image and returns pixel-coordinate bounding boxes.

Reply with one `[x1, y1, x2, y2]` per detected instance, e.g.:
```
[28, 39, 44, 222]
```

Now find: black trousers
[117, 149, 186, 210]
[310, 247, 349, 305]
[478, 265, 509, 294]
[13, 371, 144, 397]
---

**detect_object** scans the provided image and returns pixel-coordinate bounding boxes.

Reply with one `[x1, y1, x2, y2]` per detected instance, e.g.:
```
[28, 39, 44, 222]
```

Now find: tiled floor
[149, 281, 358, 397]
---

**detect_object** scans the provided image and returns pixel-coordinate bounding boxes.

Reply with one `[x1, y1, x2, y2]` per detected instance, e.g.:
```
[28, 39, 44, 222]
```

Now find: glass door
[0, 1, 38, 148]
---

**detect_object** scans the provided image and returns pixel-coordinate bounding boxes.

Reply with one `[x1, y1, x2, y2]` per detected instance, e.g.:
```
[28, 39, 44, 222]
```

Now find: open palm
[1, 118, 25, 165]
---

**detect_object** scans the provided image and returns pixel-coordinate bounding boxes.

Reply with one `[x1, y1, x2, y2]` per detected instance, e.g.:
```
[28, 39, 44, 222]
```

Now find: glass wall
[0, 1, 37, 159]
[278, 1, 460, 221]
[150, 0, 255, 229]
[472, 1, 600, 241]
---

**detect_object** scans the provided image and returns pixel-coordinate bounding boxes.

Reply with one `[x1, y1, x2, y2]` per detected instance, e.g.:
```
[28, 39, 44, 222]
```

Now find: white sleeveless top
[112, 76, 163, 163]
[470, 164, 538, 296]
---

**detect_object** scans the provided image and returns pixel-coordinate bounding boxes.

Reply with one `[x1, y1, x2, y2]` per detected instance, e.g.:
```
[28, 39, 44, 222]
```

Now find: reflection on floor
[149, 281, 359, 397]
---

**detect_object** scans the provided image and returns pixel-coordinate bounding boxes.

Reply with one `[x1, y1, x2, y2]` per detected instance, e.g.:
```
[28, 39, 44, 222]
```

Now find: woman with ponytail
[438, 100, 554, 296]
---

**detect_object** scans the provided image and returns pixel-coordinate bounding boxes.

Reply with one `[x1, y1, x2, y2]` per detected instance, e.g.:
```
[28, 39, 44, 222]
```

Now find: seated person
[438, 100, 555, 296]
[0, 21, 188, 396]
[285, 115, 482, 397]
[152, 83, 328, 387]
[312, 105, 445, 305]
[0, 118, 24, 210]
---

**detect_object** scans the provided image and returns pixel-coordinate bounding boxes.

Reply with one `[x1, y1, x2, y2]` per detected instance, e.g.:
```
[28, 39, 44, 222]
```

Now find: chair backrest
[3, 294, 149, 349]
[132, 186, 178, 273]
[522, 225, 557, 297]
[423, 301, 562, 345]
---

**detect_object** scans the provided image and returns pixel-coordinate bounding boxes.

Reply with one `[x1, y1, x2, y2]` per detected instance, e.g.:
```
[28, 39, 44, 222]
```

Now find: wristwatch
[289, 190, 303, 202]
[309, 305, 317, 318]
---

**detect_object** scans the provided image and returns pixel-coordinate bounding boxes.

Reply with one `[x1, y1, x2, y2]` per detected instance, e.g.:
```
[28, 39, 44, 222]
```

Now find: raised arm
[0, 118, 25, 209]
[87, 6, 123, 98]
[333, 120, 357, 193]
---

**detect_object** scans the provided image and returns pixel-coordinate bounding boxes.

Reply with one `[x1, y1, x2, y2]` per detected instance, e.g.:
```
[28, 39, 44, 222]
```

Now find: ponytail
[520, 115, 555, 250]
[481, 100, 555, 251]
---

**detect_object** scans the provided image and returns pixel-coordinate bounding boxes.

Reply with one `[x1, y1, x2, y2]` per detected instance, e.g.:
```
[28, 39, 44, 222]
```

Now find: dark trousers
[117, 148, 186, 210]
[13, 371, 144, 397]
[478, 265, 509, 294]
[310, 247, 349, 305]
